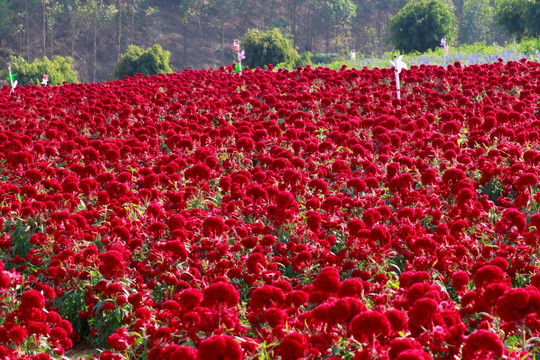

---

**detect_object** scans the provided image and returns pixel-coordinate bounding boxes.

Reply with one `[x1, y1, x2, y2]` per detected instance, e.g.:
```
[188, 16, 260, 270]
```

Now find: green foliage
[322, 37, 540, 69]
[495, 0, 540, 40]
[113, 44, 173, 79]
[241, 28, 299, 69]
[6, 55, 79, 86]
[296, 51, 313, 67]
[312, 0, 357, 46]
[311, 52, 341, 64]
[390, 0, 456, 53]
[518, 37, 540, 55]
[460, 0, 494, 44]
[0, 0, 14, 45]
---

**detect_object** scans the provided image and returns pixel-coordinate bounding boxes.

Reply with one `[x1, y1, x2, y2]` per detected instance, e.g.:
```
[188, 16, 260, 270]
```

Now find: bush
[390, 0, 456, 53]
[113, 44, 172, 79]
[296, 52, 313, 68]
[310, 52, 341, 64]
[518, 37, 540, 55]
[6, 55, 78, 86]
[241, 28, 299, 69]
[495, 0, 540, 40]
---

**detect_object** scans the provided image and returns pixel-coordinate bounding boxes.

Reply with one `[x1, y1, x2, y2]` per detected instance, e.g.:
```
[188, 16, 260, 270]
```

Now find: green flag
[232, 62, 244, 74]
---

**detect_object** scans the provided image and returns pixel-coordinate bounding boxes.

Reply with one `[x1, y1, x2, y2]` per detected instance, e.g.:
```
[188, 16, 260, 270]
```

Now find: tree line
[0, 0, 537, 83]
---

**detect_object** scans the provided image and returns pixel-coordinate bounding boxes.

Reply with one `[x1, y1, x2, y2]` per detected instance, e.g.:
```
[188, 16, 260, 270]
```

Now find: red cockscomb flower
[462, 329, 504, 359]
[202, 281, 239, 308]
[314, 267, 341, 293]
[279, 332, 306, 360]
[98, 250, 125, 279]
[350, 310, 391, 342]
[197, 335, 242, 360]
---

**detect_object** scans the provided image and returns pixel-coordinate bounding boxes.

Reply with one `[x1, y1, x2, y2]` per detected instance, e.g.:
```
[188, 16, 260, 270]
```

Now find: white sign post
[390, 55, 407, 100]
[7, 63, 17, 96]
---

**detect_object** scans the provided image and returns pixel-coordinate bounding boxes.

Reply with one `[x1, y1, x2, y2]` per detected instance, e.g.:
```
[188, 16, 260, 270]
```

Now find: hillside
[1, 0, 523, 83]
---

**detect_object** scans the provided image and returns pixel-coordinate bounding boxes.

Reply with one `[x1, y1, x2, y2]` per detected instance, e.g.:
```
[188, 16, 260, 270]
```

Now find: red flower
[452, 270, 470, 292]
[313, 267, 341, 293]
[496, 288, 540, 323]
[309, 178, 328, 194]
[396, 349, 433, 360]
[306, 211, 322, 232]
[462, 330, 504, 360]
[263, 308, 287, 328]
[279, 332, 306, 360]
[328, 297, 366, 323]
[408, 298, 438, 327]
[516, 172, 538, 190]
[187, 163, 212, 181]
[385, 309, 408, 333]
[388, 338, 423, 360]
[473, 265, 504, 289]
[202, 281, 239, 308]
[161, 345, 197, 360]
[21, 289, 46, 310]
[8, 325, 27, 345]
[197, 335, 242, 360]
[338, 278, 364, 298]
[250, 285, 284, 312]
[350, 311, 391, 342]
[163, 240, 188, 261]
[202, 216, 225, 237]
[10, 151, 33, 167]
[179, 289, 202, 311]
[276, 190, 295, 210]
[98, 250, 125, 279]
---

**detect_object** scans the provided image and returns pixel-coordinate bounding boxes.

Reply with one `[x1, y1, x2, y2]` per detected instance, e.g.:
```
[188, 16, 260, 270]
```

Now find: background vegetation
[0, 0, 538, 83]
[8, 55, 79, 86]
[113, 44, 172, 79]
[241, 28, 299, 69]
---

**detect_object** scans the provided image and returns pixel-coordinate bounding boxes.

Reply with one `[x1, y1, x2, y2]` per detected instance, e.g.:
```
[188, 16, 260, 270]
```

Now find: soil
[63, 341, 99, 360]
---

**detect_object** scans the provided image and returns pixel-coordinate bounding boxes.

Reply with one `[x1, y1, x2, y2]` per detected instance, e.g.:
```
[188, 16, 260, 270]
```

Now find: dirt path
[63, 341, 99, 359]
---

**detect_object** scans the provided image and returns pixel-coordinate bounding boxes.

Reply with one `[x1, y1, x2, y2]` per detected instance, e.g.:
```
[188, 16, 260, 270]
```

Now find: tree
[79, 0, 117, 82]
[495, 0, 540, 40]
[41, 0, 63, 58]
[390, 0, 456, 53]
[0, 0, 15, 48]
[286, 0, 304, 41]
[204, 0, 242, 65]
[311, 0, 356, 52]
[174, 0, 201, 69]
[7, 55, 78, 86]
[460, 0, 494, 44]
[241, 28, 299, 68]
[113, 44, 172, 79]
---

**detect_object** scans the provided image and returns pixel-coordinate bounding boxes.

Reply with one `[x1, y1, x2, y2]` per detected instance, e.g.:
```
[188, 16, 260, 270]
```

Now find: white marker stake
[8, 63, 12, 88]
[390, 55, 407, 100]
[395, 70, 401, 99]
[8, 63, 17, 96]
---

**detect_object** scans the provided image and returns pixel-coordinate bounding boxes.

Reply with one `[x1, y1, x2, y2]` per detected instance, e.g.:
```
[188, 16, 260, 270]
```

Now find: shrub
[390, 0, 456, 53]
[241, 28, 299, 69]
[113, 44, 172, 79]
[495, 0, 540, 40]
[296, 51, 313, 67]
[6, 55, 78, 86]
[310, 52, 341, 64]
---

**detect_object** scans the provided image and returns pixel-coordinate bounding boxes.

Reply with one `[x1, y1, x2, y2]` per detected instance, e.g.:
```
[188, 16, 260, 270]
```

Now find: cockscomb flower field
[0, 59, 539, 360]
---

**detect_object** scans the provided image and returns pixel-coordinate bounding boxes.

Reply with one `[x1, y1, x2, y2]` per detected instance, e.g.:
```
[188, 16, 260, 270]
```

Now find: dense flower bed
[0, 59, 539, 359]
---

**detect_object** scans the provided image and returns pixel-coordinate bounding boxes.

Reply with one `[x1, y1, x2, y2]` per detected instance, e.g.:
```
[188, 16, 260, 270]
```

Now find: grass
[316, 37, 540, 69]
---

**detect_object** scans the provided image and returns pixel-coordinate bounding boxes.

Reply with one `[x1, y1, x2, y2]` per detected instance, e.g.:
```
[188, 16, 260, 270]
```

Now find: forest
[0, 0, 537, 82]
